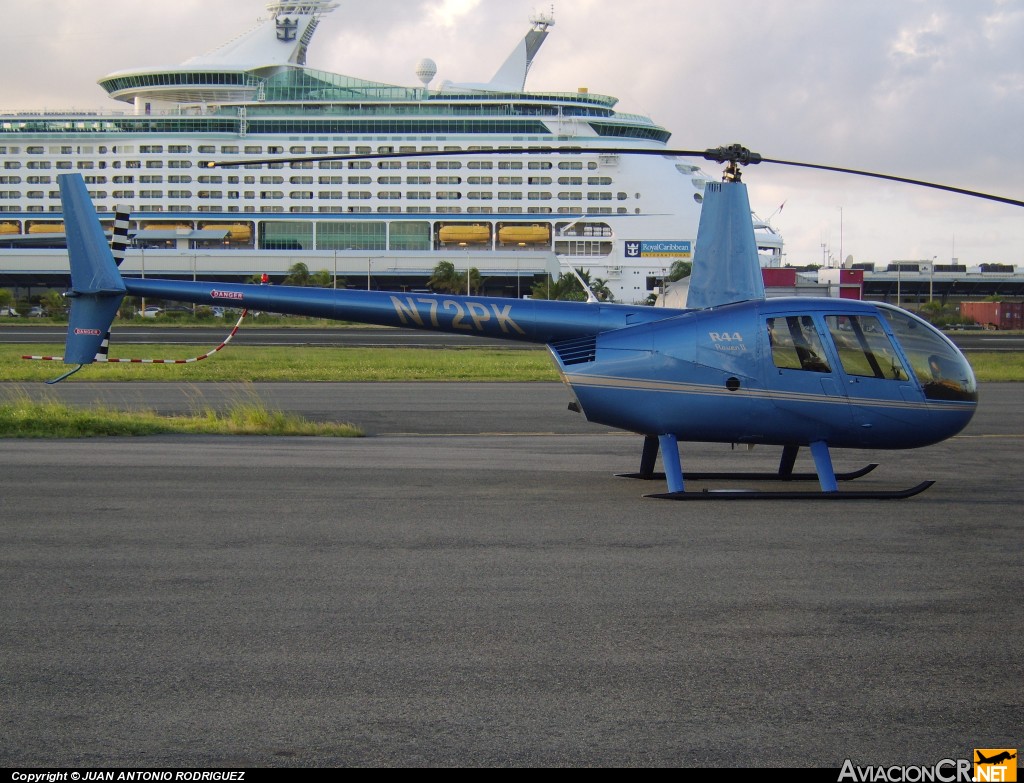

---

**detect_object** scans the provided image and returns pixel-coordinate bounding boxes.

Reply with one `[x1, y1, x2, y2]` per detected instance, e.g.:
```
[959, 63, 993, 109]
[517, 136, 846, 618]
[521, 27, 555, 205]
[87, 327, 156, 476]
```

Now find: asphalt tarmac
[1, 382, 1022, 767]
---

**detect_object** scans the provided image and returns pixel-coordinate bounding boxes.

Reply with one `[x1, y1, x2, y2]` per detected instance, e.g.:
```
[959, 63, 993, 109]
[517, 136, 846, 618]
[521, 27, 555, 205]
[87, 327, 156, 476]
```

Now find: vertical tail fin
[59, 174, 125, 366]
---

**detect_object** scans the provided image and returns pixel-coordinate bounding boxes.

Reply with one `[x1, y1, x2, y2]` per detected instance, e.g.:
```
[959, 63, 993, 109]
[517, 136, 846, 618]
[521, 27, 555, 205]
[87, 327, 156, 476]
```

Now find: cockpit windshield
[876, 304, 978, 402]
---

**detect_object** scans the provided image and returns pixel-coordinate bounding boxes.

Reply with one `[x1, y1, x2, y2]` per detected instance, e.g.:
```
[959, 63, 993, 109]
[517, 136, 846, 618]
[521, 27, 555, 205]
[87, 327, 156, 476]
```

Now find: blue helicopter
[51, 145, 993, 500]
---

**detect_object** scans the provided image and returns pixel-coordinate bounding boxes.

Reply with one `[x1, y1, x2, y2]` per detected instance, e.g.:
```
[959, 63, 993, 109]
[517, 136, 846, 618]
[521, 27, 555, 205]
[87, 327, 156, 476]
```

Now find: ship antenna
[529, 5, 555, 30]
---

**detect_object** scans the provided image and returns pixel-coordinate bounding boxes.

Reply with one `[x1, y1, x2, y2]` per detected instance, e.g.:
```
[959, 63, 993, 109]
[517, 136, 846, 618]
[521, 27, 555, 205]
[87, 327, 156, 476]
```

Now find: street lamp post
[140, 244, 146, 314]
[838, 206, 843, 269]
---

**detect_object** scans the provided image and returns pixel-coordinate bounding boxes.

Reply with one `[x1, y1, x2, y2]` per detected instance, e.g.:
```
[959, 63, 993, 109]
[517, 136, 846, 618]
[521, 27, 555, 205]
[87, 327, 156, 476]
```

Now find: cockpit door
[822, 314, 919, 445]
[763, 313, 853, 442]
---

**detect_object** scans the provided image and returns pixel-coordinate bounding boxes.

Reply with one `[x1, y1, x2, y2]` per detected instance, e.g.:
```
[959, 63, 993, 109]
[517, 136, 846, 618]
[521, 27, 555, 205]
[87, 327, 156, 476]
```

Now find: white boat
[0, 0, 782, 303]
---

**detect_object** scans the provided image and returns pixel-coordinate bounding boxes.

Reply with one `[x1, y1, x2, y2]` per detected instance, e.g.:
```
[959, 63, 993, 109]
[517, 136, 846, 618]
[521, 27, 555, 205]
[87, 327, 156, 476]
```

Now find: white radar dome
[415, 58, 438, 87]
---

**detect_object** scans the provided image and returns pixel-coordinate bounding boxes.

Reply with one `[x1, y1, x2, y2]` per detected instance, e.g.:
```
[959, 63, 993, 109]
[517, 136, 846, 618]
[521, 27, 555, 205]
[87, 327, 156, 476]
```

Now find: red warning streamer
[22, 309, 249, 364]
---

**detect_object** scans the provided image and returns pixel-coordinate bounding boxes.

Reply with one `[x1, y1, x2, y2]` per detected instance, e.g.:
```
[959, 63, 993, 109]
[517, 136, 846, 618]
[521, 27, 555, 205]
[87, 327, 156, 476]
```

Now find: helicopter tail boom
[124, 277, 670, 345]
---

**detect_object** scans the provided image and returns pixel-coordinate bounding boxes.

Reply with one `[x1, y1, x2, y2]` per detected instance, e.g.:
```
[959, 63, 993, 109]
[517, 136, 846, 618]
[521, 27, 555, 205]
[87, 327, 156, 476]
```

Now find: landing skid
[624, 437, 932, 500]
[646, 481, 934, 501]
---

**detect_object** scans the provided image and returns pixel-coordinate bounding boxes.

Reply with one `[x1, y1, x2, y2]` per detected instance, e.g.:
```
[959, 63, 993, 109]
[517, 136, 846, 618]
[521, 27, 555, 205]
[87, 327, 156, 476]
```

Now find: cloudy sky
[3, 0, 1021, 267]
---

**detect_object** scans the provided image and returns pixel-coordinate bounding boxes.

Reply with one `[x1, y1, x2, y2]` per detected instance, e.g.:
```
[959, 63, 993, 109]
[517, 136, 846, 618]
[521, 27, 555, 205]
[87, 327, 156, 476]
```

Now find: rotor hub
[703, 144, 763, 182]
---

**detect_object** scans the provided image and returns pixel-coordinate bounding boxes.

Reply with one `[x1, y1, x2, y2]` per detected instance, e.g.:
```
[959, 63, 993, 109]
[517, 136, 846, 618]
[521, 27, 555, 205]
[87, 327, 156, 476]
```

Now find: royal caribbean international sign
[624, 240, 692, 259]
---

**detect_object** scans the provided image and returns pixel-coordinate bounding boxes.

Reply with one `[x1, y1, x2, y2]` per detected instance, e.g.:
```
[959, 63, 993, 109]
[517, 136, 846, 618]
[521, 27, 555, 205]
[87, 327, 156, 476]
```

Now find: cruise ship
[0, 0, 783, 304]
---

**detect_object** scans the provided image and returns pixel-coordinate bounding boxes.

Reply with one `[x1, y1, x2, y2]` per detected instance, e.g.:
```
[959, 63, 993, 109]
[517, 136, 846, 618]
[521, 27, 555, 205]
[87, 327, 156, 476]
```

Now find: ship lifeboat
[144, 223, 193, 232]
[201, 223, 253, 242]
[498, 224, 550, 245]
[0, 222, 20, 235]
[28, 223, 65, 234]
[438, 224, 491, 244]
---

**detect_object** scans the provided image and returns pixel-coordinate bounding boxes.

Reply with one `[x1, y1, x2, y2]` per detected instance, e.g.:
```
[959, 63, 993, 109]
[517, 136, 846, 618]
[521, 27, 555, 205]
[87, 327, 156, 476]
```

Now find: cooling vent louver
[551, 335, 597, 365]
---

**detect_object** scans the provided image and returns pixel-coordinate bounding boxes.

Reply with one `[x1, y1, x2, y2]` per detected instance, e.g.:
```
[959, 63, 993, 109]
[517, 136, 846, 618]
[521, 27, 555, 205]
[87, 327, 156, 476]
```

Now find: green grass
[962, 351, 1024, 382]
[5, 344, 559, 382]
[0, 391, 362, 438]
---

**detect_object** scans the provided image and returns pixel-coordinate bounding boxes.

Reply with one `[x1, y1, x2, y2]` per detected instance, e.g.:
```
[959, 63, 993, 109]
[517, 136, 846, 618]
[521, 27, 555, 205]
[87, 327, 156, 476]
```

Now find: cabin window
[825, 315, 908, 380]
[766, 316, 831, 373]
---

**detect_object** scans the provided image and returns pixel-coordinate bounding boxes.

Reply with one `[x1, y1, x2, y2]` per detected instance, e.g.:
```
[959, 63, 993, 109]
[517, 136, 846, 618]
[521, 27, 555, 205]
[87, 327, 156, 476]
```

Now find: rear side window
[767, 316, 831, 372]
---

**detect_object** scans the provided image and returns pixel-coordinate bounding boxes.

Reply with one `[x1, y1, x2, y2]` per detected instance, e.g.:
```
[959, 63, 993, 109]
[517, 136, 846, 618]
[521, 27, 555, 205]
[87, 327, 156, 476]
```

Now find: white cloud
[426, 0, 484, 28]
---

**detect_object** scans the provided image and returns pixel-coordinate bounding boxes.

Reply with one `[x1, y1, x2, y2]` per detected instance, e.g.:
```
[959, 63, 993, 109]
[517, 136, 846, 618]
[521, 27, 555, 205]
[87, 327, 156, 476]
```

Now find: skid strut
[618, 437, 878, 482]
[620, 436, 932, 500]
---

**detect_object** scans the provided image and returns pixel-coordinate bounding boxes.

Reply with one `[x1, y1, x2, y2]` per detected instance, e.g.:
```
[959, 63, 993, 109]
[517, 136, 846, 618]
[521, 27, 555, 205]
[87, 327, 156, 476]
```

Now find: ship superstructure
[0, 1, 778, 302]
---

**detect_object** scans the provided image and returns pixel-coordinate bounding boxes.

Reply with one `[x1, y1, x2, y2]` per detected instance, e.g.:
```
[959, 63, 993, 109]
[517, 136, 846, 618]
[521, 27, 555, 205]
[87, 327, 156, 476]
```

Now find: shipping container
[960, 301, 1024, 330]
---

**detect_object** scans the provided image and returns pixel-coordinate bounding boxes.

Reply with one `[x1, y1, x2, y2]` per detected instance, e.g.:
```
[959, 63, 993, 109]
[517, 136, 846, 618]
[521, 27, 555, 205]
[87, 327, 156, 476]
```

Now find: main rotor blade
[760, 156, 1024, 208]
[209, 144, 1023, 207]
[209, 147, 710, 168]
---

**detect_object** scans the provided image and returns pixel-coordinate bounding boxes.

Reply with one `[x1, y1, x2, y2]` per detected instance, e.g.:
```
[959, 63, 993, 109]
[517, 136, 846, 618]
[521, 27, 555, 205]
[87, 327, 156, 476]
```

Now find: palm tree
[428, 261, 461, 293]
[428, 261, 482, 294]
[309, 269, 334, 288]
[531, 268, 609, 301]
[284, 262, 310, 286]
[591, 277, 613, 302]
[464, 267, 483, 295]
